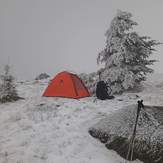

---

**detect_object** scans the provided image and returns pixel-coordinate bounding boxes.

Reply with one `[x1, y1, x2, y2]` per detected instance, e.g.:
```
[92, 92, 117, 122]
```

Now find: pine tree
[0, 65, 20, 103]
[97, 10, 161, 93]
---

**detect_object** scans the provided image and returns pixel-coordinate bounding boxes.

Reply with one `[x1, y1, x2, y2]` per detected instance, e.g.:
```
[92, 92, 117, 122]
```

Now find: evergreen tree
[0, 65, 20, 103]
[97, 10, 161, 93]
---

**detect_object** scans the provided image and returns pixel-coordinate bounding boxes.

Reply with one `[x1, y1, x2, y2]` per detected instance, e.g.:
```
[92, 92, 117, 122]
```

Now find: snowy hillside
[0, 74, 163, 163]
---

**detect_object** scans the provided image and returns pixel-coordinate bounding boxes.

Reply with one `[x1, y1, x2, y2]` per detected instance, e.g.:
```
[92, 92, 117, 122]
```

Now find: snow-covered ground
[0, 74, 163, 163]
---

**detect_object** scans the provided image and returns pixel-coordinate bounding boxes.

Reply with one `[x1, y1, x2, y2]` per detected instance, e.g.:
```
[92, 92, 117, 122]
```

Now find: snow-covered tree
[97, 10, 160, 93]
[0, 65, 20, 103]
[79, 72, 98, 95]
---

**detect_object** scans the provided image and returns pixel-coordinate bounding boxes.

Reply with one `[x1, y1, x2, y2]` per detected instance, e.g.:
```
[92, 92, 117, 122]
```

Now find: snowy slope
[0, 73, 163, 163]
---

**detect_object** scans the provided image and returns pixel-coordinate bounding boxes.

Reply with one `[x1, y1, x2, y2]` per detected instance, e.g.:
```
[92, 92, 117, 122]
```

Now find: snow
[0, 74, 163, 163]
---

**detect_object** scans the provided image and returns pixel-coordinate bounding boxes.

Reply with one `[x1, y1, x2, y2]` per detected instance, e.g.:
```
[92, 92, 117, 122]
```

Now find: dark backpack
[96, 81, 112, 100]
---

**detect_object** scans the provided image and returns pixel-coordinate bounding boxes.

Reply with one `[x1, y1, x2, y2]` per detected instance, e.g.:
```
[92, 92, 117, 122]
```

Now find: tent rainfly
[43, 71, 90, 99]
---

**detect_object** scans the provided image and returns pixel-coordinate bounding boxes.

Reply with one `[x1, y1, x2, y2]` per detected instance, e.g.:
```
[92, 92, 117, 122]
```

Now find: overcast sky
[0, 0, 163, 80]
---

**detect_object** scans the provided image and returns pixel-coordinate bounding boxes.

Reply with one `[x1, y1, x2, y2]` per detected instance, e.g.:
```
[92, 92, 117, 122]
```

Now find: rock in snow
[35, 73, 50, 80]
[89, 104, 163, 163]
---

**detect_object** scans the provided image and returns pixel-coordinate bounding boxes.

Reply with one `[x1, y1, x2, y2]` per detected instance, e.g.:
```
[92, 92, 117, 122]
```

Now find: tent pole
[126, 100, 144, 161]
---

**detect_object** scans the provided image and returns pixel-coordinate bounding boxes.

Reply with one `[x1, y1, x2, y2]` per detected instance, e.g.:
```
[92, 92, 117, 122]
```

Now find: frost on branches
[97, 10, 160, 93]
[79, 72, 98, 95]
[0, 65, 20, 103]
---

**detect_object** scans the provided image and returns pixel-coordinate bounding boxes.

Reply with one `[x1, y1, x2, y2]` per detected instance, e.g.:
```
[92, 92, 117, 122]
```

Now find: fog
[0, 0, 163, 79]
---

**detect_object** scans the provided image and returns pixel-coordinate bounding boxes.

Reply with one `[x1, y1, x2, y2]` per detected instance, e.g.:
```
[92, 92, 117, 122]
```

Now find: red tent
[43, 71, 90, 99]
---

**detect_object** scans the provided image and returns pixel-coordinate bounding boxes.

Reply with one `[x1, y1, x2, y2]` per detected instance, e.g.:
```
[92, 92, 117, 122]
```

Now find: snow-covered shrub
[0, 65, 21, 103]
[97, 10, 160, 94]
[89, 104, 163, 163]
[79, 72, 98, 95]
[35, 73, 50, 80]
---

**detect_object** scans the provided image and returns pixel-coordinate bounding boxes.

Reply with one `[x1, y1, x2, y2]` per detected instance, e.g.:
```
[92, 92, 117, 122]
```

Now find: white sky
[0, 0, 163, 79]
